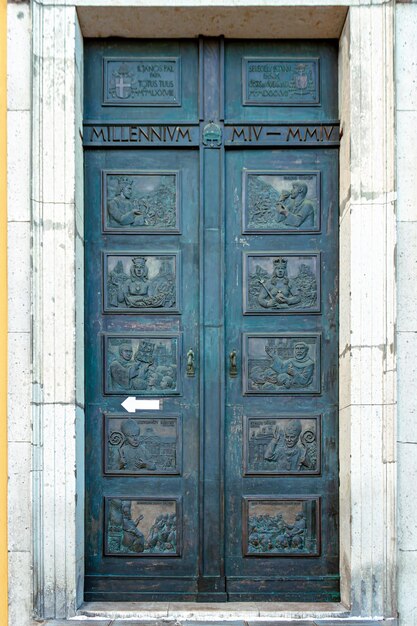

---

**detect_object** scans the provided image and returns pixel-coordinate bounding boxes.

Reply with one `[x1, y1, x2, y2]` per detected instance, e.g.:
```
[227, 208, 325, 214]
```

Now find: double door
[84, 38, 339, 602]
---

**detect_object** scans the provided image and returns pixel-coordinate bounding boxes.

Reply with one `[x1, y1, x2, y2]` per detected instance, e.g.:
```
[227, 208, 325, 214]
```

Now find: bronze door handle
[186, 348, 195, 377]
[229, 350, 238, 377]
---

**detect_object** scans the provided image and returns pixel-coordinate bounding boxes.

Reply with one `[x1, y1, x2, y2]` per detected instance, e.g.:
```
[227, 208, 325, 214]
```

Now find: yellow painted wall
[0, 0, 8, 622]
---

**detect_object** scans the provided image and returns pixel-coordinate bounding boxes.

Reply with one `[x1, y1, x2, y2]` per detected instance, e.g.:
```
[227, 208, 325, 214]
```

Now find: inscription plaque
[104, 334, 180, 396]
[243, 171, 320, 233]
[105, 497, 180, 556]
[244, 415, 320, 475]
[103, 171, 179, 233]
[243, 58, 319, 106]
[105, 414, 181, 475]
[243, 497, 320, 556]
[244, 333, 321, 395]
[104, 252, 179, 314]
[104, 57, 181, 106]
[244, 252, 320, 314]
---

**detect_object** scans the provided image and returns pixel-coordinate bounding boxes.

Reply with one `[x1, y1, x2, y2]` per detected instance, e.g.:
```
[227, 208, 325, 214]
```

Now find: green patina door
[84, 38, 339, 602]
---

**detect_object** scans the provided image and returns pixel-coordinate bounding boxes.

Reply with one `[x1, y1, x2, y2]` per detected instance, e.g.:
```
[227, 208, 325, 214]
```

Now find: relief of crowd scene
[247, 500, 317, 555]
[107, 499, 178, 555]
[246, 174, 318, 231]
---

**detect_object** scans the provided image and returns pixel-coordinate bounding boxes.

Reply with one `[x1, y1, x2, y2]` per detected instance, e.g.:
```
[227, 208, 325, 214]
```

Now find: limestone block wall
[7, 3, 33, 625]
[396, 4, 417, 626]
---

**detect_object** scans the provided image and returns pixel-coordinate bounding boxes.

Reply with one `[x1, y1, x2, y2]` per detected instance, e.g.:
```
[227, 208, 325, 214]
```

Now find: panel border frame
[103, 495, 182, 557]
[101, 168, 181, 235]
[242, 494, 321, 558]
[242, 168, 321, 235]
[103, 412, 183, 476]
[242, 413, 322, 476]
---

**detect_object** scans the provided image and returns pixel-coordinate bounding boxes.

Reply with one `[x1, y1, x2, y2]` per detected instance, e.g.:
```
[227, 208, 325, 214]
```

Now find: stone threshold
[38, 602, 397, 625]
[39, 617, 397, 626]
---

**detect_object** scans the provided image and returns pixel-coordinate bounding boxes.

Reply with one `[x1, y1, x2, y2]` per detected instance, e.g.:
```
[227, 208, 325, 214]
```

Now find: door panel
[224, 147, 339, 600]
[84, 148, 200, 599]
[84, 37, 339, 602]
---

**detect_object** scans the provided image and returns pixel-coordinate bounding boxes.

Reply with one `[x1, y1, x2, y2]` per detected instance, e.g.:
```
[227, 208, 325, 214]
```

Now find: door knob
[186, 348, 195, 377]
[229, 350, 238, 377]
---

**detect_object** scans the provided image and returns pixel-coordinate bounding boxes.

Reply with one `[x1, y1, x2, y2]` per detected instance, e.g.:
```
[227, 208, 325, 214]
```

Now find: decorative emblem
[109, 63, 138, 100]
[294, 63, 308, 90]
[203, 121, 222, 148]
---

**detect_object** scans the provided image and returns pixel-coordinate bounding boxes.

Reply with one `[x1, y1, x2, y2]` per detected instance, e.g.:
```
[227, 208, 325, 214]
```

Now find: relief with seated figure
[244, 253, 320, 314]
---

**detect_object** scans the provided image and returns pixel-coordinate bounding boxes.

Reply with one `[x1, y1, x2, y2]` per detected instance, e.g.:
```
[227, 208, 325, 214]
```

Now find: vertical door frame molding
[28, 1, 396, 620]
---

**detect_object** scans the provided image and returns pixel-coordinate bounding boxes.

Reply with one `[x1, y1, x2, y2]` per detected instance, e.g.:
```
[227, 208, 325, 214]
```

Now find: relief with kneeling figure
[106, 498, 179, 556]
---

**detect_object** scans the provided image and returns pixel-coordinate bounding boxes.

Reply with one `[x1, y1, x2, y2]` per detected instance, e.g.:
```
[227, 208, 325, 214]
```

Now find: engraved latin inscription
[105, 253, 178, 313]
[245, 253, 320, 314]
[244, 497, 320, 556]
[244, 172, 320, 232]
[244, 58, 319, 105]
[104, 172, 178, 232]
[105, 58, 180, 105]
[106, 498, 179, 556]
[105, 415, 180, 474]
[244, 334, 320, 394]
[105, 335, 179, 395]
[245, 416, 319, 474]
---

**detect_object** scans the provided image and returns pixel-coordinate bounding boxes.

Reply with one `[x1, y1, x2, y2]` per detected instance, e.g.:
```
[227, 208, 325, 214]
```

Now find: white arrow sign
[121, 397, 161, 413]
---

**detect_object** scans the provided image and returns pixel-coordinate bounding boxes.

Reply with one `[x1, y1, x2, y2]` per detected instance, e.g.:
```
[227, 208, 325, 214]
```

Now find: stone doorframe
[28, 0, 396, 621]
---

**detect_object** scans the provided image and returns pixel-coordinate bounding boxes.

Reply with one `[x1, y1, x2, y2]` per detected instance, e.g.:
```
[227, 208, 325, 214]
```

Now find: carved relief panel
[105, 497, 181, 556]
[104, 334, 180, 396]
[243, 333, 321, 395]
[243, 497, 320, 557]
[243, 415, 320, 475]
[243, 58, 320, 106]
[243, 252, 320, 314]
[243, 171, 320, 233]
[103, 252, 180, 314]
[102, 171, 179, 233]
[104, 58, 181, 106]
[104, 414, 181, 475]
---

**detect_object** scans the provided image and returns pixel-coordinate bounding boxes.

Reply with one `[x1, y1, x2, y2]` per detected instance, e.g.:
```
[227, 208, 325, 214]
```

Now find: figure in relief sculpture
[107, 256, 176, 310]
[276, 181, 315, 228]
[109, 342, 143, 391]
[256, 257, 301, 309]
[264, 419, 306, 471]
[115, 419, 157, 471]
[107, 176, 145, 227]
[250, 340, 315, 391]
